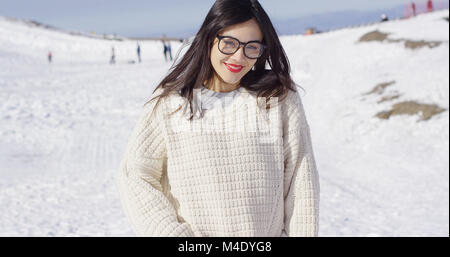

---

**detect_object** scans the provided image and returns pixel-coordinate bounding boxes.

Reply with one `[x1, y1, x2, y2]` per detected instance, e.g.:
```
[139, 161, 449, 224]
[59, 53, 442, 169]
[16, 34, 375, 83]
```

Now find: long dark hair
[148, 0, 298, 120]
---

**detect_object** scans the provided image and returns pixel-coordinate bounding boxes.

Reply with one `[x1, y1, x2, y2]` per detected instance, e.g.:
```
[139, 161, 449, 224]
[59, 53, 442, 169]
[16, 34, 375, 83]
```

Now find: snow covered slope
[0, 10, 448, 236]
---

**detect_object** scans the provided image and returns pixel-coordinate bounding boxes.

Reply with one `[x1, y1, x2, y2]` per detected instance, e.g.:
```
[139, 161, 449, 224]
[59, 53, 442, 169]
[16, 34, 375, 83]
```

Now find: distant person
[166, 41, 173, 61]
[411, 2, 417, 16]
[137, 43, 141, 63]
[48, 51, 52, 63]
[110, 47, 116, 64]
[427, 0, 434, 12]
[161, 35, 167, 61]
[380, 14, 389, 22]
[161, 35, 173, 62]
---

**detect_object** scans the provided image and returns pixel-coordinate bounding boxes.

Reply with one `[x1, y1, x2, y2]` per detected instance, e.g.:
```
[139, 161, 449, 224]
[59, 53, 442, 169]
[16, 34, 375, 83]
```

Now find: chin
[224, 78, 240, 84]
[222, 74, 245, 84]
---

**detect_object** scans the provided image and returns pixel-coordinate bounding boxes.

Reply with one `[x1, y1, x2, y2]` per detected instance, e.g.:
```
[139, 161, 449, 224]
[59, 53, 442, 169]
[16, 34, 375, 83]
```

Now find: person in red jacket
[427, 0, 433, 12]
[411, 2, 417, 16]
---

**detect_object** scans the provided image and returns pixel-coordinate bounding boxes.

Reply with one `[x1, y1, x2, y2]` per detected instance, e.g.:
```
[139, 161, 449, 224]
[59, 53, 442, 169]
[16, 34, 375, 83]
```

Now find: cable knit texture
[116, 86, 320, 237]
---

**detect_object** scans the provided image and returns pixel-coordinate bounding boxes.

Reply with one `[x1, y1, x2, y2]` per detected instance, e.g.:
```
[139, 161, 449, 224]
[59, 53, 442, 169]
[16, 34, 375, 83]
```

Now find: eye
[224, 40, 236, 46]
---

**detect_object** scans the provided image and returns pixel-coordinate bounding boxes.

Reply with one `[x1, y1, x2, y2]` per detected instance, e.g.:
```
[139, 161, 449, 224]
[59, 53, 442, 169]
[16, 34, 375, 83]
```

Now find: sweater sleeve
[116, 90, 196, 237]
[282, 90, 320, 237]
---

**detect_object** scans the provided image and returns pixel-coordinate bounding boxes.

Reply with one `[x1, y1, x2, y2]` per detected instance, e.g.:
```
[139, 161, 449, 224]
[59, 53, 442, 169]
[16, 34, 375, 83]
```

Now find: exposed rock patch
[358, 30, 443, 49]
[361, 81, 446, 121]
[375, 101, 446, 121]
[404, 40, 442, 49]
[363, 81, 396, 95]
[359, 30, 390, 42]
[377, 94, 401, 103]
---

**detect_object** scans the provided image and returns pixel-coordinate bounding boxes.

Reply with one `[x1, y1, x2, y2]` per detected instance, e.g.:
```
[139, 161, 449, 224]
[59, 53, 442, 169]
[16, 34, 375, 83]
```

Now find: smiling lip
[225, 63, 244, 73]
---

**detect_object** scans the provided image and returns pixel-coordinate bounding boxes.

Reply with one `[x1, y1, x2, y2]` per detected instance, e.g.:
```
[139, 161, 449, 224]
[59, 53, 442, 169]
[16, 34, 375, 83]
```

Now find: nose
[230, 45, 247, 63]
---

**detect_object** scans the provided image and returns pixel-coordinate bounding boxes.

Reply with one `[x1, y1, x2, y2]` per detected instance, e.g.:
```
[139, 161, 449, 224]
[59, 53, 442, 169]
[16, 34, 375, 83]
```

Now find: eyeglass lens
[219, 37, 263, 58]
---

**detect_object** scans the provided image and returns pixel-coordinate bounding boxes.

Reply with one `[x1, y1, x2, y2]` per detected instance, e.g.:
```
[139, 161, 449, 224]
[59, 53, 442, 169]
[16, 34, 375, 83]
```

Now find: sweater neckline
[189, 85, 250, 118]
[201, 84, 242, 94]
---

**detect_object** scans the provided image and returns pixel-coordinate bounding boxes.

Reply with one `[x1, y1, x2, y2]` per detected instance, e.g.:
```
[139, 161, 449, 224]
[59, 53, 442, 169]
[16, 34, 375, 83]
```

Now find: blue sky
[0, 0, 413, 37]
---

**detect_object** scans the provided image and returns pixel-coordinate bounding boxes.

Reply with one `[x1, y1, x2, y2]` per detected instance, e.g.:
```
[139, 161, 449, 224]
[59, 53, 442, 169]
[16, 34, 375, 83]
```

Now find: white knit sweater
[116, 86, 320, 237]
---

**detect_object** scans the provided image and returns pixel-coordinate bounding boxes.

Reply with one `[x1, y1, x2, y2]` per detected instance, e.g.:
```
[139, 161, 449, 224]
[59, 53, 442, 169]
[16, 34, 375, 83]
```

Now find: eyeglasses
[216, 35, 266, 59]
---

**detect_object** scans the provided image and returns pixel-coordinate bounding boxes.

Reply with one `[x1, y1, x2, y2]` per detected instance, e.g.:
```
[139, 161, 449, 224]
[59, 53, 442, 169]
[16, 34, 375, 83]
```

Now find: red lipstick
[225, 63, 243, 73]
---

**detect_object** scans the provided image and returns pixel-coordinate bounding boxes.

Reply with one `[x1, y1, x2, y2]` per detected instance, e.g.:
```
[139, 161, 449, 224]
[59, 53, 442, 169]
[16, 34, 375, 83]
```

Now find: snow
[0, 10, 448, 237]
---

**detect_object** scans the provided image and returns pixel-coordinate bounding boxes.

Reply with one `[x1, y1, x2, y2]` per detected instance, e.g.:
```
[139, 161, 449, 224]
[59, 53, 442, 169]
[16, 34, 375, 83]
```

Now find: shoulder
[143, 87, 185, 117]
[281, 86, 305, 116]
[280, 86, 309, 131]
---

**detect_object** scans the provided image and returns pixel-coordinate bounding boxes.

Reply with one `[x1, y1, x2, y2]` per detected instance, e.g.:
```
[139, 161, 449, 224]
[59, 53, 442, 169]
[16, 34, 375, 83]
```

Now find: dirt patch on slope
[403, 40, 442, 49]
[358, 30, 443, 49]
[363, 81, 396, 95]
[377, 94, 401, 103]
[375, 101, 446, 121]
[359, 30, 390, 42]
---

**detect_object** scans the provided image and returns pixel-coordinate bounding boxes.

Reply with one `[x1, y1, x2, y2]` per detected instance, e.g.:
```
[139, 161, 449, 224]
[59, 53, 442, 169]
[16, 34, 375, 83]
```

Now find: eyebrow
[221, 35, 263, 43]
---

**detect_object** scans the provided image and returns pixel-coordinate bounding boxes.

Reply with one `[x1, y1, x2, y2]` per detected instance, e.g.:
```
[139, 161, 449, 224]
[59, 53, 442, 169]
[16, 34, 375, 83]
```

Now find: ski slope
[0, 10, 448, 236]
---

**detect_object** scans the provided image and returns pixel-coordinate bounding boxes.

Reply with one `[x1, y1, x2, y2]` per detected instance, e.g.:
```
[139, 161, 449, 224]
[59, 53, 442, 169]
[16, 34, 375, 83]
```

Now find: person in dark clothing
[48, 51, 52, 63]
[110, 47, 116, 64]
[166, 41, 173, 61]
[411, 2, 417, 16]
[162, 35, 167, 61]
[162, 35, 173, 62]
[137, 43, 141, 63]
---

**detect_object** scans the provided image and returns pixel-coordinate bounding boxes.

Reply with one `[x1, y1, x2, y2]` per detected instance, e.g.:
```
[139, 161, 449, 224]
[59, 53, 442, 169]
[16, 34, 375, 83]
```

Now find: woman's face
[210, 18, 263, 87]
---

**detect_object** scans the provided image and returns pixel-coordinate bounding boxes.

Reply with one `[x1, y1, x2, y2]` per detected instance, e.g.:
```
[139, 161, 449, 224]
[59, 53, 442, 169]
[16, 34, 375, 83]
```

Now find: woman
[117, 0, 320, 237]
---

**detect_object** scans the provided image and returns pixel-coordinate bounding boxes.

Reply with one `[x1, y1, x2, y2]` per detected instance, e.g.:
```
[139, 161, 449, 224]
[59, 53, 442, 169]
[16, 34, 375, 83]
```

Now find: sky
[0, 0, 419, 37]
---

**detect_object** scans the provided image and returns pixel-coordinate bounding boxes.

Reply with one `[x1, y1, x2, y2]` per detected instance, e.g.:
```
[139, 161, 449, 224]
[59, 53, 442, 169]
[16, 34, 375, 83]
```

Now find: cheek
[210, 48, 223, 65]
[211, 54, 228, 73]
[244, 60, 257, 72]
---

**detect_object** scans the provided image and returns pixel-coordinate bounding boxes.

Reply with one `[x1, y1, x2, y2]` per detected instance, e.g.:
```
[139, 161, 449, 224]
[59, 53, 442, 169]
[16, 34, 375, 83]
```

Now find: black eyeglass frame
[216, 35, 266, 59]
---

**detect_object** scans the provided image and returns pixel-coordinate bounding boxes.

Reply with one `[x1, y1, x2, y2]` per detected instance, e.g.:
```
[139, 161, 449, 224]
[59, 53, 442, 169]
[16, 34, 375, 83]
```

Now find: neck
[204, 74, 240, 93]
